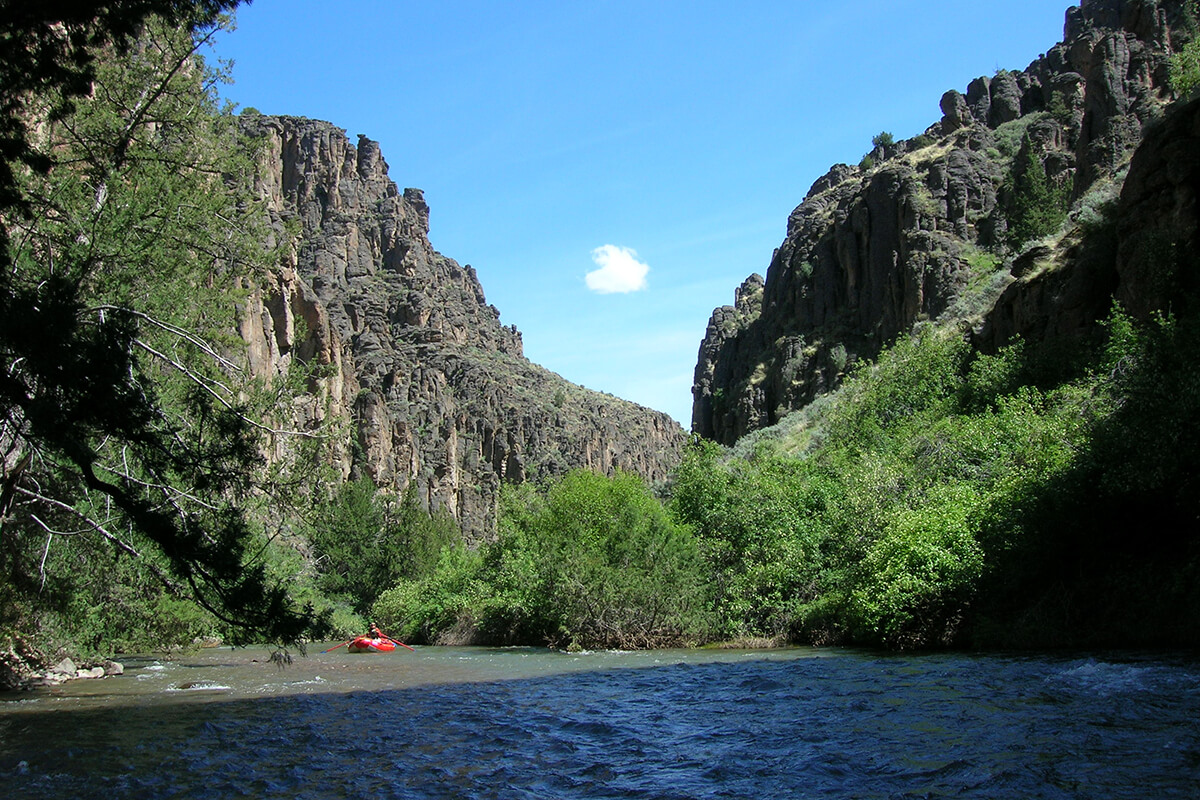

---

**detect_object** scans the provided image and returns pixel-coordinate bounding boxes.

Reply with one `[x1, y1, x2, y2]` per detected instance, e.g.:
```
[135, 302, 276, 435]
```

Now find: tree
[309, 479, 459, 614]
[0, 2, 246, 216]
[492, 470, 712, 649]
[1005, 137, 1069, 248]
[670, 438, 834, 639]
[0, 2, 330, 649]
[381, 471, 713, 649]
[1170, 1, 1200, 96]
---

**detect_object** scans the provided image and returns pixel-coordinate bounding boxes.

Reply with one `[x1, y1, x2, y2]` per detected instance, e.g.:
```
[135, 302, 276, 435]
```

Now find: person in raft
[369, 623, 384, 641]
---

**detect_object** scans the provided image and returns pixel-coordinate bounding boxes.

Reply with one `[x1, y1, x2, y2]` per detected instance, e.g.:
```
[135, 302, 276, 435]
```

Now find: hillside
[236, 115, 686, 540]
[694, 0, 1193, 444]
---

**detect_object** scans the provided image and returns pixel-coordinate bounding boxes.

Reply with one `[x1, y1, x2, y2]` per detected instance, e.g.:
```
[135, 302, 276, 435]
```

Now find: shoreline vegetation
[368, 308, 1200, 656]
[3, 3, 1200, 690]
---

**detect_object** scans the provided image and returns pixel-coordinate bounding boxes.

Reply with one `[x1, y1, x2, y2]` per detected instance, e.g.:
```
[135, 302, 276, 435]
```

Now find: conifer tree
[0, 2, 329, 648]
[1005, 138, 1069, 248]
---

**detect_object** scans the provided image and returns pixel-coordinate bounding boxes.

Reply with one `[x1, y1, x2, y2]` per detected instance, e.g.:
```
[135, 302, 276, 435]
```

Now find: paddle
[321, 638, 357, 654]
[377, 630, 415, 652]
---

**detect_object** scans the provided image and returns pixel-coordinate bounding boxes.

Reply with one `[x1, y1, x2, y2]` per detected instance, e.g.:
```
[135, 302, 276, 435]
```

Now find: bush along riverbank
[9, 302, 1199, 665]
[373, 305, 1200, 652]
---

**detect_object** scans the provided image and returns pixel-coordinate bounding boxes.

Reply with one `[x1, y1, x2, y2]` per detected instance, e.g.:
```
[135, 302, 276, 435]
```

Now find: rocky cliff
[694, 0, 1193, 444]
[236, 115, 685, 540]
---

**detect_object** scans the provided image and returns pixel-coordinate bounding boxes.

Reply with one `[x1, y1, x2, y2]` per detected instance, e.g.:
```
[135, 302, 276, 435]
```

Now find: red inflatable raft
[346, 636, 396, 653]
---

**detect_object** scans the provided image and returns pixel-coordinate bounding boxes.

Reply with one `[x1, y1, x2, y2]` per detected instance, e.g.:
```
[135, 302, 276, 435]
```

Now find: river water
[0, 645, 1197, 798]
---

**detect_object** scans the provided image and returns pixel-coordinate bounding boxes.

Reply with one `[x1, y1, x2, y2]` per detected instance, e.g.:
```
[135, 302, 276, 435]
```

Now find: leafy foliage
[1170, 2, 1200, 96]
[670, 439, 829, 640]
[872, 131, 895, 149]
[0, 4, 330, 655]
[671, 307, 1200, 649]
[308, 479, 459, 614]
[375, 470, 712, 649]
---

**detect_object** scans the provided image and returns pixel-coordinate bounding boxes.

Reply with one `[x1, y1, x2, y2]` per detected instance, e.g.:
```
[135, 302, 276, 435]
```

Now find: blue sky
[213, 1, 1069, 426]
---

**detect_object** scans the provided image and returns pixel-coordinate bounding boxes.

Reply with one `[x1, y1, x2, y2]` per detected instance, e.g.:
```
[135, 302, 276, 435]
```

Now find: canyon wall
[694, 0, 1192, 444]
[236, 115, 686, 539]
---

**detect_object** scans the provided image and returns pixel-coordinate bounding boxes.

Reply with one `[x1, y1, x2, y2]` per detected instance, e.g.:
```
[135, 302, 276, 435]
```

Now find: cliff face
[237, 115, 686, 540]
[694, 0, 1191, 445]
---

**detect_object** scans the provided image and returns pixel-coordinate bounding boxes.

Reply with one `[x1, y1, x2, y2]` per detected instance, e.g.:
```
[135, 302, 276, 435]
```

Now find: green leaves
[493, 470, 711, 649]
[0, 8, 332, 653]
[670, 309, 1197, 649]
[670, 442, 827, 639]
[849, 482, 985, 647]
[1169, 2, 1200, 97]
[376, 470, 711, 649]
[309, 480, 459, 614]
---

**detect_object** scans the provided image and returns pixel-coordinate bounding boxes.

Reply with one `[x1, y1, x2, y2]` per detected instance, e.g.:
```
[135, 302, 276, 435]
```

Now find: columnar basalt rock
[238, 115, 686, 540]
[693, 0, 1190, 446]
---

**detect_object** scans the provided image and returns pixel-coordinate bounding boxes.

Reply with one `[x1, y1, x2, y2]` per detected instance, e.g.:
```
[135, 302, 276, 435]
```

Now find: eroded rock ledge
[237, 115, 687, 540]
[694, 0, 1189, 444]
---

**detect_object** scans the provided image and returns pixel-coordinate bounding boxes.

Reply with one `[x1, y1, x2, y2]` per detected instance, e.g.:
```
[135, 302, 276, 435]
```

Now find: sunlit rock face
[694, 0, 1191, 445]
[238, 115, 685, 540]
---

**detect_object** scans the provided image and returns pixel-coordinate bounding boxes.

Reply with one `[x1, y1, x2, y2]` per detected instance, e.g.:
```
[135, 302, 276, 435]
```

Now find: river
[0, 645, 1197, 798]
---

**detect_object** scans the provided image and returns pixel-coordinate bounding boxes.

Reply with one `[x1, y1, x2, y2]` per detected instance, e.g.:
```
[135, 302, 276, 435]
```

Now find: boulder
[940, 89, 973, 131]
[50, 657, 76, 676]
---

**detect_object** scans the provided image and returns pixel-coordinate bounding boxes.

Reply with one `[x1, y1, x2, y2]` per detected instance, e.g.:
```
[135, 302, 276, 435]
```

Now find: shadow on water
[1, 648, 1199, 799]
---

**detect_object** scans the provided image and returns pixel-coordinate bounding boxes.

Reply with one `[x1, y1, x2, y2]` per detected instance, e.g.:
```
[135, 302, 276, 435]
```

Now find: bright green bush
[502, 470, 711, 649]
[372, 545, 483, 644]
[671, 440, 833, 638]
[1170, 22, 1200, 96]
[848, 483, 985, 647]
[822, 327, 971, 452]
[377, 470, 712, 649]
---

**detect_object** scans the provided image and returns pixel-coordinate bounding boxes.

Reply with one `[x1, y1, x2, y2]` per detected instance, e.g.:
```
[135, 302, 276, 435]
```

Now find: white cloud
[585, 244, 649, 294]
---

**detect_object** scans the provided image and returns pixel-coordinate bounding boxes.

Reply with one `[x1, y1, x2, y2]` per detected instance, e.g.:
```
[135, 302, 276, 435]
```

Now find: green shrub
[372, 545, 483, 644]
[504, 470, 712, 649]
[992, 112, 1046, 160]
[823, 327, 971, 450]
[671, 439, 836, 638]
[380, 471, 712, 649]
[1170, 36, 1200, 95]
[849, 482, 985, 647]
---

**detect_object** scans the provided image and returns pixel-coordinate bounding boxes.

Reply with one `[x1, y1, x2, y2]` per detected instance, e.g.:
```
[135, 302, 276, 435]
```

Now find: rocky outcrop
[0, 639, 123, 691]
[238, 115, 686, 540]
[1113, 94, 1200, 316]
[694, 0, 1191, 444]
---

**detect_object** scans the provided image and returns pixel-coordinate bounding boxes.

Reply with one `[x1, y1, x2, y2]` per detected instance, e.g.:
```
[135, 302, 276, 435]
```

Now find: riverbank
[0, 641, 124, 692]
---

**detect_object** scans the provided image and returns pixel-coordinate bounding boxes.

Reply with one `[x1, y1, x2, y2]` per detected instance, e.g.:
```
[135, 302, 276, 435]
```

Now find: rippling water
[1, 646, 1198, 798]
